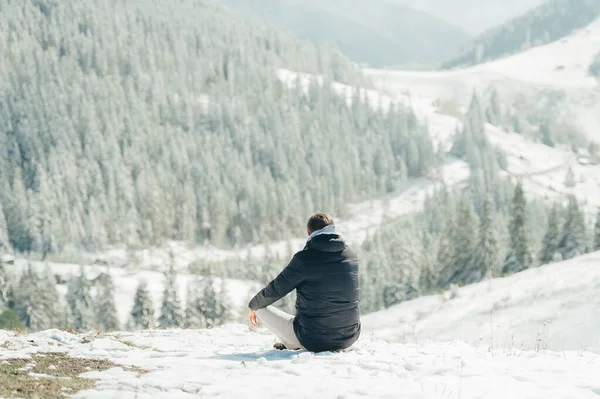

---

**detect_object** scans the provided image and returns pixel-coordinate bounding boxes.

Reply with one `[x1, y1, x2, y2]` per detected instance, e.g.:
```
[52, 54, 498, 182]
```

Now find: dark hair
[307, 213, 334, 234]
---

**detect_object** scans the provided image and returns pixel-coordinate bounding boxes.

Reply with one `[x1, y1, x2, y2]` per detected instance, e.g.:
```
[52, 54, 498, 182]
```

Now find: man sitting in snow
[248, 213, 361, 352]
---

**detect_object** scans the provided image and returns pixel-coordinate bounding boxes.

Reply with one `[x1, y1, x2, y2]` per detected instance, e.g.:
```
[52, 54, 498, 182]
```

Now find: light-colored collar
[307, 224, 339, 241]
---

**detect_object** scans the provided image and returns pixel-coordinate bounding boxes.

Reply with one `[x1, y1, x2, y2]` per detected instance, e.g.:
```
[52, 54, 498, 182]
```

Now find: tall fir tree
[503, 182, 533, 275]
[66, 265, 94, 331]
[595, 210, 600, 251]
[0, 200, 9, 254]
[438, 196, 478, 287]
[40, 265, 61, 328]
[215, 279, 231, 326]
[130, 280, 154, 330]
[557, 195, 588, 260]
[564, 166, 576, 188]
[471, 197, 499, 282]
[14, 264, 57, 331]
[96, 271, 119, 331]
[158, 263, 183, 328]
[539, 204, 560, 264]
[199, 276, 219, 328]
[0, 259, 7, 309]
[184, 279, 206, 329]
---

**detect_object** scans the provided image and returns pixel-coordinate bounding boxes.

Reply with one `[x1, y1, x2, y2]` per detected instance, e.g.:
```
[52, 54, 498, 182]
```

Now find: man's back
[292, 232, 360, 352]
[248, 214, 361, 353]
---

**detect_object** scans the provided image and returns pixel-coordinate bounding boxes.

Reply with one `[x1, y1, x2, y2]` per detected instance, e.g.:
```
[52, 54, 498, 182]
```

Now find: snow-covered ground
[363, 251, 600, 354]
[1, 326, 599, 399]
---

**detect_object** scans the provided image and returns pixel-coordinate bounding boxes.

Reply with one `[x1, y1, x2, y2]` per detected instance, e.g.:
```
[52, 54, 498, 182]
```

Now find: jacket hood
[307, 225, 347, 253]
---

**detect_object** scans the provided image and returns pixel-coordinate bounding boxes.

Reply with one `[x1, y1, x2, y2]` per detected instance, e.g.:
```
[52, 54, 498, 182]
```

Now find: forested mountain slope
[0, 0, 439, 255]
[210, 0, 470, 68]
[441, 0, 600, 69]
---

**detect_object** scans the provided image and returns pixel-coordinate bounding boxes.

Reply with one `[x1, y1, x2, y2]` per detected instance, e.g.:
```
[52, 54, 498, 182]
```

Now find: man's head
[307, 213, 334, 236]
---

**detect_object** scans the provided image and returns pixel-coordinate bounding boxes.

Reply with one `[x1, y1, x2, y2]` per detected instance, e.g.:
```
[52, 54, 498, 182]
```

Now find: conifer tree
[503, 182, 533, 275]
[66, 266, 94, 331]
[595, 210, 600, 251]
[215, 279, 231, 326]
[540, 204, 560, 264]
[131, 280, 154, 330]
[485, 88, 501, 125]
[199, 276, 219, 328]
[14, 264, 58, 331]
[0, 259, 7, 309]
[565, 166, 576, 188]
[96, 271, 119, 331]
[40, 265, 61, 328]
[158, 263, 183, 328]
[184, 279, 205, 329]
[471, 197, 499, 282]
[540, 120, 554, 147]
[441, 196, 479, 286]
[557, 195, 588, 260]
[0, 200, 9, 254]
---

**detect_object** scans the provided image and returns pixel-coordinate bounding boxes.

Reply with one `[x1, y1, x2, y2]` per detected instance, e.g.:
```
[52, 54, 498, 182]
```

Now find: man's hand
[249, 310, 258, 327]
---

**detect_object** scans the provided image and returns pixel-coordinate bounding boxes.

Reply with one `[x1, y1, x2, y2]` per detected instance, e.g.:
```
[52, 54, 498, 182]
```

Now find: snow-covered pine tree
[485, 88, 501, 125]
[96, 270, 119, 331]
[540, 120, 554, 147]
[158, 262, 183, 328]
[215, 279, 231, 326]
[436, 217, 456, 289]
[539, 204, 560, 264]
[184, 279, 205, 329]
[40, 265, 61, 328]
[557, 195, 588, 260]
[0, 258, 8, 309]
[502, 182, 533, 275]
[66, 265, 94, 331]
[595, 210, 600, 251]
[130, 280, 154, 330]
[14, 264, 52, 331]
[564, 166, 576, 188]
[439, 195, 478, 287]
[471, 197, 499, 282]
[0, 199, 9, 254]
[199, 276, 219, 328]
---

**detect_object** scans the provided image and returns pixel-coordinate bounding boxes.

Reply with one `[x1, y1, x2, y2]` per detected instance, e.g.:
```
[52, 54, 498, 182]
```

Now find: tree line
[0, 260, 233, 332]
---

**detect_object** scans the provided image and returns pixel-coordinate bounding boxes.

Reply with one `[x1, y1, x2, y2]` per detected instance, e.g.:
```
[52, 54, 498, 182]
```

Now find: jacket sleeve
[248, 256, 305, 311]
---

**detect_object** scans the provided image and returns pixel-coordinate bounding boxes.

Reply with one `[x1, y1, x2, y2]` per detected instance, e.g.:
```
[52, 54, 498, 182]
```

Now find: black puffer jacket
[248, 233, 361, 352]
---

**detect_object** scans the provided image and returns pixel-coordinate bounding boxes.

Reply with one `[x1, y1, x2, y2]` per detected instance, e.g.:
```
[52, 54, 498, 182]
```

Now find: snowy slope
[365, 16, 600, 143]
[363, 251, 600, 353]
[1, 326, 599, 399]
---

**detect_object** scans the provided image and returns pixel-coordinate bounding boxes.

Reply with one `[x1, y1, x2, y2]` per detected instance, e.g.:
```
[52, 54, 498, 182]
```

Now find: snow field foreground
[1, 326, 600, 399]
[363, 252, 600, 354]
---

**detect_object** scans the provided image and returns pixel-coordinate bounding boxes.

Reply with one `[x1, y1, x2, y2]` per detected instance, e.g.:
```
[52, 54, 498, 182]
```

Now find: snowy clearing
[0, 326, 599, 399]
[363, 251, 600, 354]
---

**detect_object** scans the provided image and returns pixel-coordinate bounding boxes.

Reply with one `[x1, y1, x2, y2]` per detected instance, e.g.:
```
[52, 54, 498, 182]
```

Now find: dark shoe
[273, 343, 287, 350]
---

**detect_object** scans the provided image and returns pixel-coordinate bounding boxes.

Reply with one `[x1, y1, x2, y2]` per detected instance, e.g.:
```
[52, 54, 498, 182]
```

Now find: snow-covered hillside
[1, 326, 599, 399]
[363, 251, 600, 353]
[365, 16, 600, 143]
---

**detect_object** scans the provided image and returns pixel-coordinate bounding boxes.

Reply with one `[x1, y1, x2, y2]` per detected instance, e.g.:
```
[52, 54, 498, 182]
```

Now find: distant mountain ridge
[397, 0, 548, 34]
[210, 0, 471, 68]
[441, 0, 600, 69]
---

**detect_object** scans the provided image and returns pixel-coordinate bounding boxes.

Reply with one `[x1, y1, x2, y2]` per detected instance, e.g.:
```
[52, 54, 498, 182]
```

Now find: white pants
[256, 306, 304, 350]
